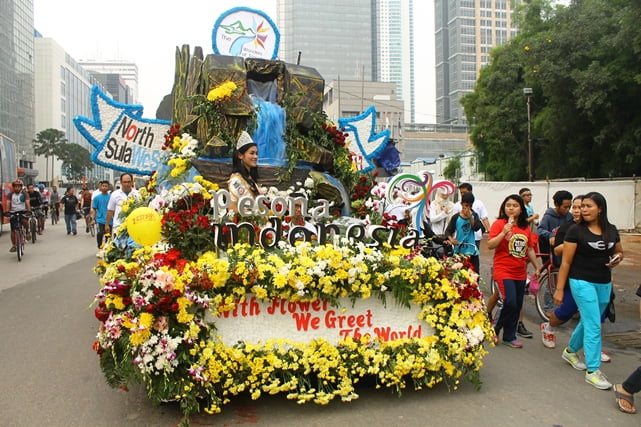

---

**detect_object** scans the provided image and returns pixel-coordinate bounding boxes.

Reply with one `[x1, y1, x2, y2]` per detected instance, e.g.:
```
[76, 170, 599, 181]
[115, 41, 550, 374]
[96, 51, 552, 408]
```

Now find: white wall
[466, 180, 638, 231]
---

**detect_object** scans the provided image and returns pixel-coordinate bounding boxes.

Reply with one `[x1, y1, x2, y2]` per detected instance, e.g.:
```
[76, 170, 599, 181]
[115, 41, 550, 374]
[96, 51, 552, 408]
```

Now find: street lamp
[523, 87, 533, 181]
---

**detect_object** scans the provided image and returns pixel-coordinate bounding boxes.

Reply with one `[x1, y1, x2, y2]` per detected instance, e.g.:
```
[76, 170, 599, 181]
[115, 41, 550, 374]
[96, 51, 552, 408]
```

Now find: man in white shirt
[105, 173, 139, 234]
[451, 182, 490, 250]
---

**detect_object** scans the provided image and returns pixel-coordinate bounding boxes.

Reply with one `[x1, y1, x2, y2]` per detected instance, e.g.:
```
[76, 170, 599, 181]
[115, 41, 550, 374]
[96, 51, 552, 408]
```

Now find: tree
[443, 155, 462, 181]
[33, 129, 67, 185]
[58, 143, 94, 182]
[462, 0, 641, 179]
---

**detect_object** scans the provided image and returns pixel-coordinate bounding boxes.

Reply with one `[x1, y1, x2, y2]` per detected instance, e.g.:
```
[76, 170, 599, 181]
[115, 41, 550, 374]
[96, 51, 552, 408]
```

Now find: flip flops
[614, 384, 637, 414]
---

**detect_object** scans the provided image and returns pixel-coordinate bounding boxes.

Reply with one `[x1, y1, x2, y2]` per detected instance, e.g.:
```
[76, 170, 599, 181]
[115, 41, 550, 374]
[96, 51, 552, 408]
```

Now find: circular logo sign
[212, 7, 280, 60]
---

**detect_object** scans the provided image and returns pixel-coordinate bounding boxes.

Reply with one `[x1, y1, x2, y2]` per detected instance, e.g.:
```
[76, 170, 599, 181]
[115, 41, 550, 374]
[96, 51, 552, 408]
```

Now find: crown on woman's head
[236, 131, 255, 150]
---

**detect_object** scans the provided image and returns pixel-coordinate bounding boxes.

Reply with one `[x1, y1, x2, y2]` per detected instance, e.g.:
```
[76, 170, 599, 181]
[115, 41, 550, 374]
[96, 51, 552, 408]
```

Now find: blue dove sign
[73, 86, 171, 175]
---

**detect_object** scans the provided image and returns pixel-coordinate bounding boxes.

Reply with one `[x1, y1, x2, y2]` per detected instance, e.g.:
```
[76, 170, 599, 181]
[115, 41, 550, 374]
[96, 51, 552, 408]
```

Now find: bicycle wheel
[30, 218, 37, 243]
[535, 270, 559, 322]
[15, 229, 24, 261]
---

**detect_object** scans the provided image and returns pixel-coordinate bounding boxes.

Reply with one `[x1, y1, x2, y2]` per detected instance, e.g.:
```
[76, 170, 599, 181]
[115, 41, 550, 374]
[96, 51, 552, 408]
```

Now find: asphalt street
[1, 222, 640, 426]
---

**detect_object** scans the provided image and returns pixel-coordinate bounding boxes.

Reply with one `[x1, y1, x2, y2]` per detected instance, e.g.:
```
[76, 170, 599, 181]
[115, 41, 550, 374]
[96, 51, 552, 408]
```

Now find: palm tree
[33, 129, 67, 186]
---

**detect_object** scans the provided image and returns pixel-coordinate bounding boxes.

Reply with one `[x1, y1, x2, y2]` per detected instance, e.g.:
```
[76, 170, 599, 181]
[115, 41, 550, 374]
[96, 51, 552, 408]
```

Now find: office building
[374, 0, 415, 123]
[77, 60, 138, 104]
[34, 36, 114, 185]
[435, 0, 519, 124]
[0, 0, 36, 179]
[278, 0, 417, 123]
[277, 0, 374, 82]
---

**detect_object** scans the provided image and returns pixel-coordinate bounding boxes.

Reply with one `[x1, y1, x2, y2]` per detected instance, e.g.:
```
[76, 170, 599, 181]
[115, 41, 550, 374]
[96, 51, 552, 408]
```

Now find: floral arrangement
[94, 235, 492, 424]
[161, 125, 200, 179]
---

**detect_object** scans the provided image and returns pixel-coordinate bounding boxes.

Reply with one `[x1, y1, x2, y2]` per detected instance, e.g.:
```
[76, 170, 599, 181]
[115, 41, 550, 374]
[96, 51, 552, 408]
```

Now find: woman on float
[487, 194, 541, 348]
[228, 131, 262, 213]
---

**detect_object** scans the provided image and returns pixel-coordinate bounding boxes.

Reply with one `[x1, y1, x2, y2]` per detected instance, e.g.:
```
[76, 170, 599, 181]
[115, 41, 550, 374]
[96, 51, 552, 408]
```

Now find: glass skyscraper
[435, 0, 519, 124]
[0, 0, 35, 169]
[277, 0, 374, 82]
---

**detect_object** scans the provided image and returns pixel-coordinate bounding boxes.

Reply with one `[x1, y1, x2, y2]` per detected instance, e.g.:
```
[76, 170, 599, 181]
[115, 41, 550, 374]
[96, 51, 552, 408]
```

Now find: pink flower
[155, 271, 175, 292]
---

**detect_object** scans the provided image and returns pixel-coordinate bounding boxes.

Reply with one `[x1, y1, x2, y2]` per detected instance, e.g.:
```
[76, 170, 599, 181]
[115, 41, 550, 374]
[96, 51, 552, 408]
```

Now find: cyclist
[7, 180, 31, 252]
[27, 183, 45, 234]
[39, 184, 50, 224]
[79, 183, 93, 233]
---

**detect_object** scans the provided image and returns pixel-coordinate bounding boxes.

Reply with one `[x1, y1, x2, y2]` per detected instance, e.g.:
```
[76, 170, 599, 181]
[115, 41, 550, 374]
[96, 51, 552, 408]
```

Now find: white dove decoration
[338, 106, 391, 173]
[73, 86, 170, 175]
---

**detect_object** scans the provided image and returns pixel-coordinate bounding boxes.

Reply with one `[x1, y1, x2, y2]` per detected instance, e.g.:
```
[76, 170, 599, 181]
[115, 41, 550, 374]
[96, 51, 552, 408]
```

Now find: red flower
[94, 306, 110, 322]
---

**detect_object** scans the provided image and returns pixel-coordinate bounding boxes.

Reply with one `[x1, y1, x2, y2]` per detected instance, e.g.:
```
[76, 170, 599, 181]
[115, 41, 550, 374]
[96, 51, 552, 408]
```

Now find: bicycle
[33, 206, 45, 235]
[4, 211, 32, 261]
[28, 212, 38, 244]
[534, 252, 559, 322]
[88, 215, 96, 237]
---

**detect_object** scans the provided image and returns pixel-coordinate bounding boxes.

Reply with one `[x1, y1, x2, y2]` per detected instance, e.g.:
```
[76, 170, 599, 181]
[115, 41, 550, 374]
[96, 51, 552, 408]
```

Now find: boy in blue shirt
[444, 191, 482, 272]
[91, 180, 111, 251]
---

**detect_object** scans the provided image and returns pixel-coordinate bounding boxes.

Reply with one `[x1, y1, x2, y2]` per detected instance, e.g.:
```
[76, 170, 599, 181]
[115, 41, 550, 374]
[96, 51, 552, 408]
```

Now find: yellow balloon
[125, 207, 162, 247]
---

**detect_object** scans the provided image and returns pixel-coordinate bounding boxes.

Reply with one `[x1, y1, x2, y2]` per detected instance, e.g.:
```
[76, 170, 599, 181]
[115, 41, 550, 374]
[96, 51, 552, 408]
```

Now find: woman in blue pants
[554, 192, 623, 390]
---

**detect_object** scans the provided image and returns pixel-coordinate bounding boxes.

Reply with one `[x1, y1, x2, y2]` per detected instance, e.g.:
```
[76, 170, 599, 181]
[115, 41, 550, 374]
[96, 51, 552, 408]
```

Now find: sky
[33, 0, 436, 123]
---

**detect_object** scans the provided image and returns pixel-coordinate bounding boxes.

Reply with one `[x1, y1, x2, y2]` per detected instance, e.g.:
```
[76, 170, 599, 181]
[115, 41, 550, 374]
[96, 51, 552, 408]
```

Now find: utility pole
[523, 87, 533, 181]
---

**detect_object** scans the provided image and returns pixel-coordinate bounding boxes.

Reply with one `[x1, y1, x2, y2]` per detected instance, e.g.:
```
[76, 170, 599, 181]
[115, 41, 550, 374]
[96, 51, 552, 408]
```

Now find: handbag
[605, 289, 616, 323]
[75, 210, 83, 220]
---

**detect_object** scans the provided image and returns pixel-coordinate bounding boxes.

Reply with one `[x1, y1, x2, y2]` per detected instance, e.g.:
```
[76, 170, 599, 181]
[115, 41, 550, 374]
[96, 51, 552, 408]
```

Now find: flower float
[93, 171, 494, 425]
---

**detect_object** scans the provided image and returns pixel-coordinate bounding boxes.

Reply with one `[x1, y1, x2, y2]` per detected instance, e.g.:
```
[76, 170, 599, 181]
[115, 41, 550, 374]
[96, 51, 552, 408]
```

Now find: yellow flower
[207, 81, 238, 102]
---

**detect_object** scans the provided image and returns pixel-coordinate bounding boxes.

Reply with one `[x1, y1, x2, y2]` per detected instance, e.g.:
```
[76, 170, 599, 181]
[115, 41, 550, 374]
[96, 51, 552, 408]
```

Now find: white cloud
[34, 0, 435, 123]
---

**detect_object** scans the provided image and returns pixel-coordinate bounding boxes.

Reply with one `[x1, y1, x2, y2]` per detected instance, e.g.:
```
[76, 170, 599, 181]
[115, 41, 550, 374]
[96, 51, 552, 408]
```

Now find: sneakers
[517, 321, 533, 338]
[503, 340, 523, 348]
[601, 351, 612, 363]
[585, 369, 612, 390]
[9, 246, 16, 252]
[73, 231, 77, 235]
[562, 347, 587, 371]
[540, 322, 556, 348]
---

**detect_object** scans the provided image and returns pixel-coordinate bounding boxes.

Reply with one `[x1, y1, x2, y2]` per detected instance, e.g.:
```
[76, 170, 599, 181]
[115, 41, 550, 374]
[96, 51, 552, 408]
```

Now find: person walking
[519, 187, 539, 230]
[487, 194, 541, 348]
[105, 173, 139, 235]
[538, 190, 573, 257]
[60, 187, 80, 235]
[554, 192, 623, 390]
[79, 183, 93, 233]
[49, 186, 60, 222]
[91, 180, 111, 253]
[614, 367, 641, 414]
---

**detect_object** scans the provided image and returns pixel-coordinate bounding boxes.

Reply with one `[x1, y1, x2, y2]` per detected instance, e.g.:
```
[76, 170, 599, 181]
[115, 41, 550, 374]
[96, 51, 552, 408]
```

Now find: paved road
[1, 226, 640, 426]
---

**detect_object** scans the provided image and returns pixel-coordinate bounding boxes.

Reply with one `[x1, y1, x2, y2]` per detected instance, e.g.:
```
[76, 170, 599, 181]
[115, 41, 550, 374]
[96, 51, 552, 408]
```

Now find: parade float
[78, 7, 494, 425]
